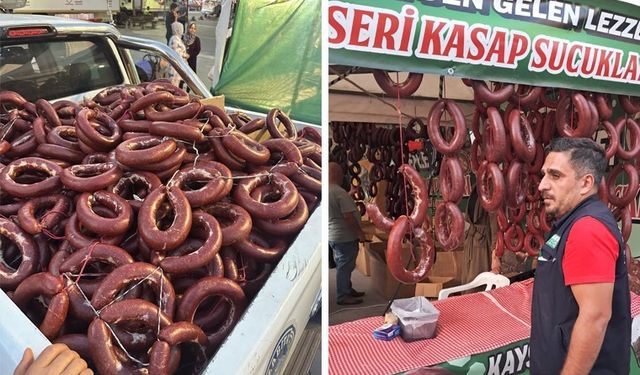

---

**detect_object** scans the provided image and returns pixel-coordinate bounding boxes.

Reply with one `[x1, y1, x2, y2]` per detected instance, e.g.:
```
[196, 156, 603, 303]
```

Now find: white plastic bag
[390, 297, 440, 340]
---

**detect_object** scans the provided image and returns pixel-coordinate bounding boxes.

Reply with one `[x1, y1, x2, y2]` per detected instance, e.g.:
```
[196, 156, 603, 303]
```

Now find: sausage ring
[17, 194, 70, 235]
[507, 109, 536, 163]
[472, 81, 515, 106]
[366, 202, 394, 233]
[607, 163, 639, 208]
[266, 108, 296, 140]
[506, 160, 528, 208]
[60, 162, 123, 192]
[0, 218, 38, 289]
[372, 70, 423, 97]
[439, 157, 463, 204]
[427, 99, 466, 155]
[35, 98, 62, 128]
[176, 276, 247, 348]
[138, 186, 192, 251]
[233, 172, 298, 220]
[12, 272, 68, 339]
[618, 95, 640, 115]
[88, 299, 173, 375]
[115, 136, 177, 167]
[477, 161, 505, 212]
[0, 157, 62, 198]
[254, 194, 308, 236]
[524, 231, 544, 257]
[386, 215, 435, 284]
[64, 213, 125, 249]
[167, 162, 232, 207]
[233, 228, 289, 262]
[75, 191, 133, 236]
[222, 130, 271, 165]
[504, 224, 525, 252]
[614, 117, 640, 161]
[150, 120, 205, 143]
[148, 322, 208, 374]
[434, 201, 464, 251]
[109, 171, 162, 211]
[261, 138, 304, 166]
[555, 93, 593, 138]
[202, 201, 252, 246]
[599, 121, 619, 160]
[75, 108, 122, 151]
[156, 211, 222, 274]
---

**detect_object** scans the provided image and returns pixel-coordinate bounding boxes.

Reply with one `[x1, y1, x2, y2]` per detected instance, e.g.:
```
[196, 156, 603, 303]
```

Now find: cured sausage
[233, 229, 288, 262]
[12, 272, 68, 339]
[607, 163, 639, 208]
[138, 186, 192, 251]
[75, 191, 133, 236]
[506, 160, 528, 208]
[614, 117, 640, 161]
[427, 99, 466, 155]
[477, 161, 505, 212]
[233, 172, 298, 220]
[386, 215, 435, 284]
[434, 201, 464, 250]
[17, 194, 70, 235]
[507, 109, 536, 163]
[0, 217, 38, 289]
[253, 194, 308, 236]
[0, 157, 62, 198]
[167, 162, 232, 207]
[266, 108, 297, 140]
[472, 80, 514, 106]
[115, 136, 177, 167]
[372, 70, 423, 97]
[483, 107, 507, 163]
[555, 93, 593, 138]
[60, 162, 123, 192]
[438, 157, 463, 204]
[202, 202, 252, 246]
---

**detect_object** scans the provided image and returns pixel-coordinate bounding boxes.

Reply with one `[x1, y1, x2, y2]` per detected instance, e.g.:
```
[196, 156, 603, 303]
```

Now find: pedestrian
[531, 137, 631, 374]
[329, 162, 366, 306]
[183, 22, 201, 74]
[168, 21, 189, 87]
[165, 2, 179, 44]
[14, 344, 92, 375]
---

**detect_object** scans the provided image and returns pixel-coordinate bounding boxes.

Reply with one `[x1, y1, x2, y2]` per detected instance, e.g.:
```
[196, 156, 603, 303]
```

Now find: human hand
[491, 250, 502, 274]
[13, 344, 93, 375]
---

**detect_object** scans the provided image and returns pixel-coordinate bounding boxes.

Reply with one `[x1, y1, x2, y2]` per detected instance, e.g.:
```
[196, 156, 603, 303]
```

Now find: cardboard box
[200, 95, 225, 110]
[367, 242, 417, 300]
[414, 276, 456, 299]
[428, 250, 464, 285]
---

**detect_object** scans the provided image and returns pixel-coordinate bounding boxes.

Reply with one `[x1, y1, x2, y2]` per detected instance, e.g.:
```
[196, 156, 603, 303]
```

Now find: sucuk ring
[233, 228, 289, 262]
[136, 146, 186, 172]
[472, 80, 515, 106]
[75, 191, 133, 236]
[507, 109, 536, 163]
[266, 108, 297, 140]
[209, 128, 246, 171]
[386, 215, 435, 284]
[233, 172, 298, 220]
[17, 194, 70, 235]
[46, 125, 80, 150]
[129, 91, 174, 114]
[6, 129, 37, 159]
[614, 117, 640, 161]
[261, 138, 304, 165]
[0, 217, 38, 290]
[64, 212, 125, 249]
[0, 90, 28, 111]
[0, 157, 62, 198]
[239, 118, 266, 135]
[115, 136, 177, 167]
[149, 120, 205, 143]
[202, 202, 252, 246]
[618, 95, 640, 114]
[555, 93, 593, 138]
[145, 81, 190, 105]
[504, 224, 525, 252]
[75, 108, 122, 151]
[253, 193, 308, 236]
[483, 107, 507, 163]
[600, 121, 619, 160]
[167, 163, 231, 207]
[91, 262, 175, 318]
[12, 272, 68, 339]
[434, 201, 464, 251]
[427, 99, 467, 155]
[372, 70, 423, 97]
[138, 186, 192, 252]
[506, 160, 528, 208]
[477, 161, 505, 212]
[200, 104, 233, 128]
[506, 202, 527, 223]
[509, 85, 543, 107]
[156, 211, 222, 275]
[524, 231, 544, 257]
[148, 322, 208, 374]
[35, 98, 62, 128]
[439, 156, 463, 204]
[176, 276, 247, 348]
[60, 162, 123, 192]
[221, 130, 271, 165]
[88, 299, 174, 375]
[109, 171, 162, 211]
[607, 163, 639, 208]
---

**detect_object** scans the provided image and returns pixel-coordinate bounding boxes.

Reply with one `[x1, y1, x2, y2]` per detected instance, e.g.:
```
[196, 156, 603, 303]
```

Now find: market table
[328, 279, 640, 375]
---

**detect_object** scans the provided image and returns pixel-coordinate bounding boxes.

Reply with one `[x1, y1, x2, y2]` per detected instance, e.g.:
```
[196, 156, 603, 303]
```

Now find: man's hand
[491, 249, 502, 274]
[14, 344, 93, 375]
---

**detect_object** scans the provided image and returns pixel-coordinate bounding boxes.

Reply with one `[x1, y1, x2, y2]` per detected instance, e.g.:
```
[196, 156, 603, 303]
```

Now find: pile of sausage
[0, 81, 321, 374]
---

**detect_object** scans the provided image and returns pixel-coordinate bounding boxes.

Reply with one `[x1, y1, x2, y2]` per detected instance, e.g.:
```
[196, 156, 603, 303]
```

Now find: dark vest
[530, 195, 631, 374]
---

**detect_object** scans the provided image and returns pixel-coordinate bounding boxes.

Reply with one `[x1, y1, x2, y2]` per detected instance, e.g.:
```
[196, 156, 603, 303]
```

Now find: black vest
[530, 195, 631, 374]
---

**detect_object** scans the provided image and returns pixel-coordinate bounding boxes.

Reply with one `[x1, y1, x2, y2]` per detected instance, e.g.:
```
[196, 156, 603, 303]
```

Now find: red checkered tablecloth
[328, 279, 640, 375]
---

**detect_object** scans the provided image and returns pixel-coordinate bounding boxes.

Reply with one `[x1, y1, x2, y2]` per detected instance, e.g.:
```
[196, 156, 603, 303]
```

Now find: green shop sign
[328, 0, 640, 96]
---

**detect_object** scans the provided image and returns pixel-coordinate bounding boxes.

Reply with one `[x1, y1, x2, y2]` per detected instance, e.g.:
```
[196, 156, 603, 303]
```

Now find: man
[165, 3, 179, 44]
[329, 162, 366, 305]
[531, 137, 630, 374]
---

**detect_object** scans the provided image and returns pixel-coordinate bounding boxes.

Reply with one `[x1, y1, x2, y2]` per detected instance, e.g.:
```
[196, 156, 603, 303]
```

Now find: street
[117, 11, 218, 89]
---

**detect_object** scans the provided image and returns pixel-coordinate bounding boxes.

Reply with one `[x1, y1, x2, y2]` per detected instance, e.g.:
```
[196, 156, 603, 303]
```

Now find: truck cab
[0, 14, 210, 103]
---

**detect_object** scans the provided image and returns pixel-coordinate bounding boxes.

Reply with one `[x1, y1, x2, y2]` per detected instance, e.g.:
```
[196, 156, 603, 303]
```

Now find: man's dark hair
[545, 137, 607, 184]
[170, 3, 178, 10]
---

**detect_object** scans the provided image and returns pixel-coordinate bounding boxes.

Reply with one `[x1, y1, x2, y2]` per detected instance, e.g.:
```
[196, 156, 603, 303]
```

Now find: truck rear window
[0, 38, 123, 101]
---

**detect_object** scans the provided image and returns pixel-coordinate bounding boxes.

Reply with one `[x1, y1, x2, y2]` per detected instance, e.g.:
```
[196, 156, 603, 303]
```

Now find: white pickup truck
[0, 13, 321, 375]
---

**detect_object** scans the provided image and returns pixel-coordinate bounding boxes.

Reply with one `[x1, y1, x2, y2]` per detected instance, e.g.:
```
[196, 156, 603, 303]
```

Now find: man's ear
[581, 173, 596, 194]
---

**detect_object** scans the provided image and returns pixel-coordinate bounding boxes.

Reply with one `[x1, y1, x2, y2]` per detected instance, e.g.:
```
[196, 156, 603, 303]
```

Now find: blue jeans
[329, 240, 359, 301]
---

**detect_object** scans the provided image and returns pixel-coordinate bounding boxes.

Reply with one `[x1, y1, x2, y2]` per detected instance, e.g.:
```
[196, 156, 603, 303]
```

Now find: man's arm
[561, 282, 613, 375]
[343, 212, 365, 242]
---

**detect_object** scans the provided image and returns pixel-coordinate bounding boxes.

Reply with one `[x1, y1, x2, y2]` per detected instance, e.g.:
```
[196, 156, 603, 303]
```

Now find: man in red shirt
[531, 137, 630, 374]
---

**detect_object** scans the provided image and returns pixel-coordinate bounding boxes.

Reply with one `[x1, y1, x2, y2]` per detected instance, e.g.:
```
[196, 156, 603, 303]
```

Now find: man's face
[538, 151, 586, 219]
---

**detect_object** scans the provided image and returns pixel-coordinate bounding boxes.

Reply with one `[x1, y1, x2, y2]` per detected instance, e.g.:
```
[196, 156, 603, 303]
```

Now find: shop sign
[329, 0, 640, 96]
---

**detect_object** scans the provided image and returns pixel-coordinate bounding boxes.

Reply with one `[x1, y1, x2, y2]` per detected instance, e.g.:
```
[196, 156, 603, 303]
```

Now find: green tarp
[329, 0, 640, 96]
[214, 0, 321, 125]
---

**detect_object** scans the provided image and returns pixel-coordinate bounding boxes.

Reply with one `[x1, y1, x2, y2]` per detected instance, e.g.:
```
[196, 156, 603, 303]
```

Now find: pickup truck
[0, 13, 321, 375]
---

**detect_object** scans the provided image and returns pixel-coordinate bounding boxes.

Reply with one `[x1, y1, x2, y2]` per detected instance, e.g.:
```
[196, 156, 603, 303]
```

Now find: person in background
[183, 22, 201, 74]
[165, 2, 179, 44]
[329, 162, 366, 306]
[14, 344, 92, 375]
[530, 137, 630, 374]
[168, 21, 189, 87]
